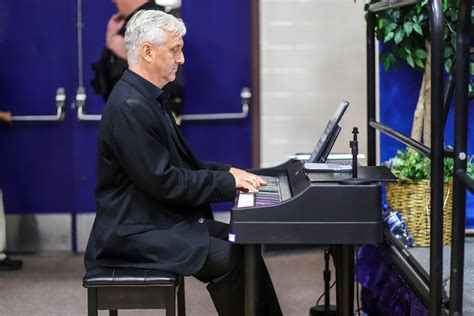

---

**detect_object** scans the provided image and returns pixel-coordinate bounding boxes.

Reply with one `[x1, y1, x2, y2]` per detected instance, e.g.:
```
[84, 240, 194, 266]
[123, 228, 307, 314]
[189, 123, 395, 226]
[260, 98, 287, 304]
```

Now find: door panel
[0, 1, 75, 214]
[181, 0, 252, 168]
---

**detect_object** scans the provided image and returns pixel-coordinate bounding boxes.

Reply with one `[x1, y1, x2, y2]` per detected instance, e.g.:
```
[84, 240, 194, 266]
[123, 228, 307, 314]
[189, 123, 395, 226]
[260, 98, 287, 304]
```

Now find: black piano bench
[82, 267, 185, 316]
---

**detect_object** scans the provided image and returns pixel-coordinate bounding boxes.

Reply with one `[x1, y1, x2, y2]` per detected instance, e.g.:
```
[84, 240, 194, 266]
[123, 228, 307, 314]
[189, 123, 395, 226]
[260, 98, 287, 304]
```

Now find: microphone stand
[351, 127, 359, 178]
[309, 248, 337, 315]
[339, 127, 371, 185]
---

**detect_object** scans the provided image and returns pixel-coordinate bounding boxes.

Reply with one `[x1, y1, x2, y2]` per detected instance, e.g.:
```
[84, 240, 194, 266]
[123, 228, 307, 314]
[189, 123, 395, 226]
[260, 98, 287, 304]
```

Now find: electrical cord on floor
[315, 281, 336, 306]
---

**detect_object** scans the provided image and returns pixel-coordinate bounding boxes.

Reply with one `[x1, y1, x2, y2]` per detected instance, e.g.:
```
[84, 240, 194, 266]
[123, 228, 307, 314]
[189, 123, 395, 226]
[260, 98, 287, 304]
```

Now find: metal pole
[369, 121, 431, 156]
[244, 244, 262, 316]
[456, 169, 474, 193]
[334, 245, 354, 316]
[366, 12, 376, 166]
[443, 59, 455, 127]
[449, 0, 470, 313]
[77, 0, 84, 88]
[429, 0, 444, 314]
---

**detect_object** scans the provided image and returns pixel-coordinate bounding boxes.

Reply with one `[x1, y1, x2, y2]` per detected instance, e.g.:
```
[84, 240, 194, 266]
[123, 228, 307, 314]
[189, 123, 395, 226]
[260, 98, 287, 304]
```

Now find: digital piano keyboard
[230, 159, 389, 244]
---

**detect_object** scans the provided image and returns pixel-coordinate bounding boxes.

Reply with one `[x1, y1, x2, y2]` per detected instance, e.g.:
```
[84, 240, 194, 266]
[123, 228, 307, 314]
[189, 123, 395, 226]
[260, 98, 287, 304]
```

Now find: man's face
[149, 33, 184, 87]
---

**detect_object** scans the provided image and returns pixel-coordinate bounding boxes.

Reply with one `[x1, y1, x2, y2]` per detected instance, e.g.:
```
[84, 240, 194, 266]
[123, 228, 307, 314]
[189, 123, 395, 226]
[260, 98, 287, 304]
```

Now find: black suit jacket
[84, 70, 236, 275]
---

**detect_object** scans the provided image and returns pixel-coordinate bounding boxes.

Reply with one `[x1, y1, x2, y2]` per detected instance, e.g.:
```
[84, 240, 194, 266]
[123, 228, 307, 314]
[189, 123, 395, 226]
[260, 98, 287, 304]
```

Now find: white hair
[124, 10, 186, 65]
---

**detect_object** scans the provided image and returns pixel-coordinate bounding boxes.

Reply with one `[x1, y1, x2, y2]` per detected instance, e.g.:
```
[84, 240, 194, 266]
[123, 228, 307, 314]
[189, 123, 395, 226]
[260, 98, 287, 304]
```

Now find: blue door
[0, 1, 76, 251]
[0, 0, 253, 251]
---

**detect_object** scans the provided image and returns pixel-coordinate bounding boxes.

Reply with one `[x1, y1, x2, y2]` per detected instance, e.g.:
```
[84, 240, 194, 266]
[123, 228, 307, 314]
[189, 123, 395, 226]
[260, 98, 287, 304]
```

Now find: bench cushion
[83, 267, 180, 287]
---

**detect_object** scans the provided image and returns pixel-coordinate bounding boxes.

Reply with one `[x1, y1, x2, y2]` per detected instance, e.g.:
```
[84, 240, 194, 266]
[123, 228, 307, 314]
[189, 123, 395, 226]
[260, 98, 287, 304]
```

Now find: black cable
[315, 281, 336, 306]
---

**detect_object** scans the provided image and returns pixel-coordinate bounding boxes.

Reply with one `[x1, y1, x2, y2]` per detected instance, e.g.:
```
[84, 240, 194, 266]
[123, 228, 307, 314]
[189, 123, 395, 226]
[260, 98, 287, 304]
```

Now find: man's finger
[256, 176, 267, 186]
[246, 176, 259, 189]
[242, 181, 258, 193]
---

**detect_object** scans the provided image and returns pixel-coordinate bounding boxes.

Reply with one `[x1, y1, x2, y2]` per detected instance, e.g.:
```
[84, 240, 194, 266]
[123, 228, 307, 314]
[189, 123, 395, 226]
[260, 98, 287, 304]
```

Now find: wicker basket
[385, 179, 452, 247]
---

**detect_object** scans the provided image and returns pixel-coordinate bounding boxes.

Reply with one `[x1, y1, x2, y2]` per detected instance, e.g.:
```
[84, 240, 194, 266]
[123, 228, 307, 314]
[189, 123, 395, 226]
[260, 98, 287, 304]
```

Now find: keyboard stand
[333, 244, 355, 316]
[244, 244, 355, 316]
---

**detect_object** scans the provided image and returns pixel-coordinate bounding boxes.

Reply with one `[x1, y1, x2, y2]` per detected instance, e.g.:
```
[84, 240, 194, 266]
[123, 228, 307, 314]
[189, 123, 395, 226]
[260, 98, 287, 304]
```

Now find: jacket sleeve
[111, 100, 236, 207]
[198, 161, 233, 171]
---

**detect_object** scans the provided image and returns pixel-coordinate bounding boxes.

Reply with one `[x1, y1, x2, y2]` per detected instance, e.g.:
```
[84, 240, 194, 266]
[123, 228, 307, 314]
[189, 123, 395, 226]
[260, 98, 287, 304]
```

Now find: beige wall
[260, 0, 371, 167]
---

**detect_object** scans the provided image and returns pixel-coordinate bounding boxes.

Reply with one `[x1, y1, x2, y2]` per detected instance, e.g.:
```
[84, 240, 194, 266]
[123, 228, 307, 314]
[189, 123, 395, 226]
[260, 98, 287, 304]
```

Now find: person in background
[0, 111, 22, 270]
[91, 0, 184, 123]
[84, 10, 282, 315]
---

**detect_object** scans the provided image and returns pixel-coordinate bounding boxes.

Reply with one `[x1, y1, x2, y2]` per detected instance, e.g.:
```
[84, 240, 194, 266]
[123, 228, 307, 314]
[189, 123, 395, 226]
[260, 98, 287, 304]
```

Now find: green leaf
[451, 35, 457, 48]
[415, 58, 425, 69]
[444, 46, 453, 58]
[381, 53, 396, 71]
[391, 10, 400, 21]
[416, 4, 422, 14]
[443, 0, 449, 12]
[413, 23, 423, 35]
[403, 21, 413, 36]
[378, 18, 386, 30]
[382, 54, 392, 71]
[445, 58, 453, 73]
[387, 23, 397, 32]
[384, 32, 395, 42]
[415, 49, 428, 59]
[394, 28, 405, 44]
[407, 55, 415, 68]
[444, 27, 449, 40]
[417, 14, 426, 24]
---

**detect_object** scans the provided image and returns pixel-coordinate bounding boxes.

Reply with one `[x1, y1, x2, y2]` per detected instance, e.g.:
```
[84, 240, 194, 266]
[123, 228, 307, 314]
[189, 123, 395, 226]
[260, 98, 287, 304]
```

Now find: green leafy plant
[364, 0, 474, 89]
[386, 147, 474, 182]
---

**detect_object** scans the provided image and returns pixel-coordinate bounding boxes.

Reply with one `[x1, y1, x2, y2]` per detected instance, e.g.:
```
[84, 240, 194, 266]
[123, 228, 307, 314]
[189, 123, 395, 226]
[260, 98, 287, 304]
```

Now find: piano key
[237, 193, 255, 208]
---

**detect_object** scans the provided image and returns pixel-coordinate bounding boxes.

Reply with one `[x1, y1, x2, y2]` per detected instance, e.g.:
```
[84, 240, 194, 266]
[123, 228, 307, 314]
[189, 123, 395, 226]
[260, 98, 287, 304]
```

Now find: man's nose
[176, 53, 185, 65]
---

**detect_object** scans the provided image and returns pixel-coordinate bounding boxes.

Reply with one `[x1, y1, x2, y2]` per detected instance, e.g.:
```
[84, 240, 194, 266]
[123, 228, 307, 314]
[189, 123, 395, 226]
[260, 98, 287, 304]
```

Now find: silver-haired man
[84, 10, 281, 315]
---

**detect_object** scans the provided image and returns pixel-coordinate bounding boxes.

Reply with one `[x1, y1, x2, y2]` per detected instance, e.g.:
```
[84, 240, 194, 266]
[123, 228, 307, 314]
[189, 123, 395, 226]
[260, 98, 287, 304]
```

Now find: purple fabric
[356, 244, 429, 316]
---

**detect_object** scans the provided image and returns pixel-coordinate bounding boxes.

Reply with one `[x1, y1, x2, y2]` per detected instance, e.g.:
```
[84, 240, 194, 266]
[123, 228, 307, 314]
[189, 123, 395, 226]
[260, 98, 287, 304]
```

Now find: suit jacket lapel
[163, 108, 194, 161]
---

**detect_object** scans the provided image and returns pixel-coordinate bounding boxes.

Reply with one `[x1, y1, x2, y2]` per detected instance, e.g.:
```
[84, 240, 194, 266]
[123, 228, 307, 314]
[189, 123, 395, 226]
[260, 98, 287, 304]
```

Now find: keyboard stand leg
[334, 244, 355, 316]
[244, 244, 262, 316]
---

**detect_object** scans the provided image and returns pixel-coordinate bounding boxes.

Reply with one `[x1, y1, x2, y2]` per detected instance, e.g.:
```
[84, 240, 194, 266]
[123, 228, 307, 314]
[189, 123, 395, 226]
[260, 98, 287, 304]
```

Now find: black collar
[122, 70, 165, 105]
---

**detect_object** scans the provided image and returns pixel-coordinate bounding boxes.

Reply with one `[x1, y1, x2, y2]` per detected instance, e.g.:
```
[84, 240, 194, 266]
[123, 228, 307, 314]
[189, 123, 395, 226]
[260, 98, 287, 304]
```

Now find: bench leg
[87, 288, 98, 316]
[178, 278, 186, 316]
[166, 287, 176, 316]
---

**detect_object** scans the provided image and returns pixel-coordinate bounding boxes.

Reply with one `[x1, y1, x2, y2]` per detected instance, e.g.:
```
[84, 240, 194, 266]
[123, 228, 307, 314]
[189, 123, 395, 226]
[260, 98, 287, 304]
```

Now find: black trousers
[193, 220, 282, 316]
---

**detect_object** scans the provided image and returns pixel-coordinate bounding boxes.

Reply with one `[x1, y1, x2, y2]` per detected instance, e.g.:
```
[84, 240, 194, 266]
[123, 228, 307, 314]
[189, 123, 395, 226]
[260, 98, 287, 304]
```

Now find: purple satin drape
[356, 244, 429, 315]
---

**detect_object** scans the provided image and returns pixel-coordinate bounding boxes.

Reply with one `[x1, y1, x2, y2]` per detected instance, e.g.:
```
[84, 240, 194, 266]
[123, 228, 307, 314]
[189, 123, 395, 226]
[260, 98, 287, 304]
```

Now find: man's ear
[141, 43, 153, 63]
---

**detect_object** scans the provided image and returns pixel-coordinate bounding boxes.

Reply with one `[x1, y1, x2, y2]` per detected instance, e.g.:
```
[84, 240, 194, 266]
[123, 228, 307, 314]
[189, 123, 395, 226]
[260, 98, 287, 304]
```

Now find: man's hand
[106, 14, 127, 59]
[106, 13, 125, 38]
[0, 111, 12, 124]
[229, 167, 267, 193]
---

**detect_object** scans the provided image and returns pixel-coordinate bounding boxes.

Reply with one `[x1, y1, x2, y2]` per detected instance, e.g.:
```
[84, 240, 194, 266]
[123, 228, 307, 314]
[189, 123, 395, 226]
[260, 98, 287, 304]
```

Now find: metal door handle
[180, 87, 251, 121]
[77, 87, 251, 122]
[11, 88, 66, 121]
[76, 87, 101, 121]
